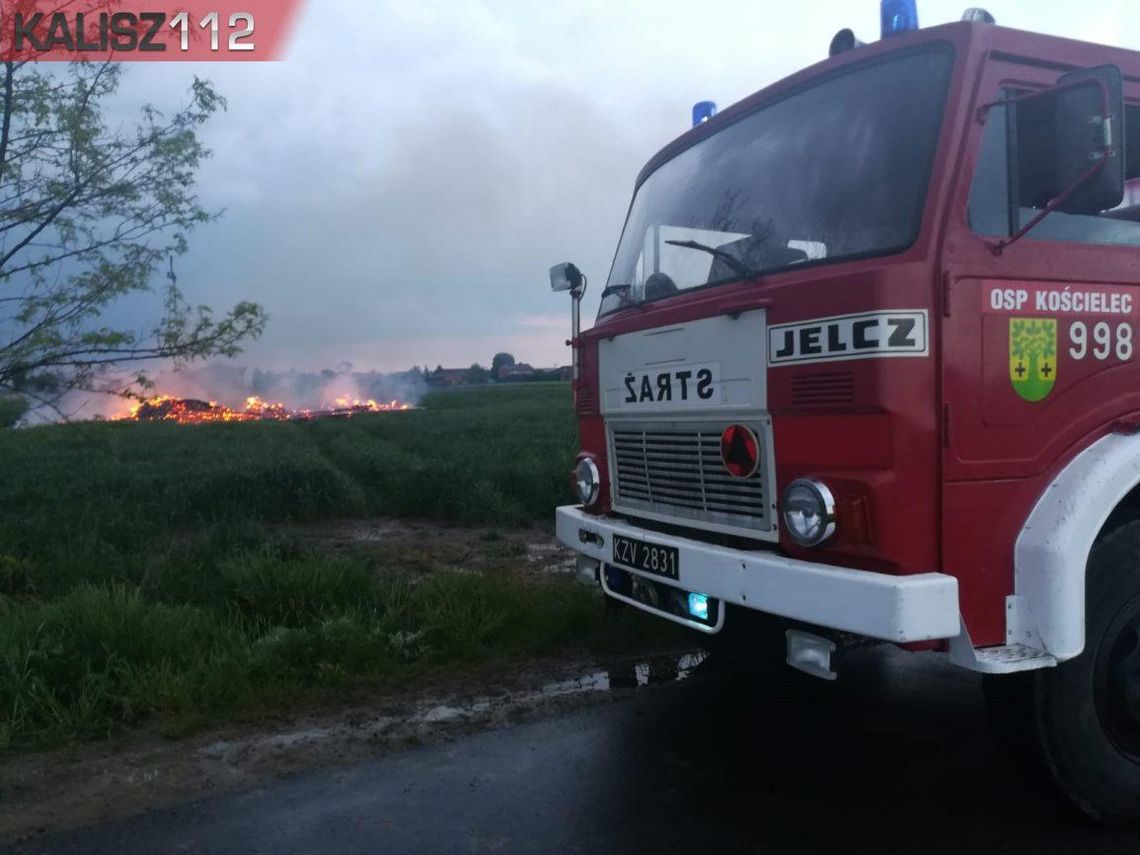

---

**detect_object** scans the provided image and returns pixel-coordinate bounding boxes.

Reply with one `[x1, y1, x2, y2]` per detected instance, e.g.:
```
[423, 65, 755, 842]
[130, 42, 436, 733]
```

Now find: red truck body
[571, 21, 1140, 648]
[554, 16, 1140, 820]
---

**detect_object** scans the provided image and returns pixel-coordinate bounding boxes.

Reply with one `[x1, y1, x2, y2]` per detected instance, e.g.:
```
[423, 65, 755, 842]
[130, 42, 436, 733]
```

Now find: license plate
[612, 535, 680, 580]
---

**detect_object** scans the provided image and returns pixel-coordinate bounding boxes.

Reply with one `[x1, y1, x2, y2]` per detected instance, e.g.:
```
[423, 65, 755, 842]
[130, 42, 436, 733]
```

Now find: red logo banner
[0, 0, 304, 61]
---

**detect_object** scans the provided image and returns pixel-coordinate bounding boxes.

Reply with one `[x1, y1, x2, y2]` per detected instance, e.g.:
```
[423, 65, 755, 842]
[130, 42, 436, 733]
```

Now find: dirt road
[9, 647, 1140, 854]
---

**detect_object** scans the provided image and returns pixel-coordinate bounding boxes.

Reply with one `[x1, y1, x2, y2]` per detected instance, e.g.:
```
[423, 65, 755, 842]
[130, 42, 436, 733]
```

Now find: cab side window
[969, 94, 1140, 247]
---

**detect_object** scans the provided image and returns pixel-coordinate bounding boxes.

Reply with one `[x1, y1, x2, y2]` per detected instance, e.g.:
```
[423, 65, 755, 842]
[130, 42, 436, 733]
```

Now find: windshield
[601, 46, 954, 315]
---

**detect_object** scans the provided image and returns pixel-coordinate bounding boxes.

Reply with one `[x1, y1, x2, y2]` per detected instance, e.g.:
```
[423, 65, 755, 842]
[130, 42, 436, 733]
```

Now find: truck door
[939, 55, 1140, 645]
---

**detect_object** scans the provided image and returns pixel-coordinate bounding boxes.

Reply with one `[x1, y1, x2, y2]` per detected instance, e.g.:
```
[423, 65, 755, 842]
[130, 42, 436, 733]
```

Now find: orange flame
[117, 394, 414, 425]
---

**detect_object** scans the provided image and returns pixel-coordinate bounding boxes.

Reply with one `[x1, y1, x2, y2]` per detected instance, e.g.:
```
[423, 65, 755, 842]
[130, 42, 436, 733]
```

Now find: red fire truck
[551, 5, 1140, 821]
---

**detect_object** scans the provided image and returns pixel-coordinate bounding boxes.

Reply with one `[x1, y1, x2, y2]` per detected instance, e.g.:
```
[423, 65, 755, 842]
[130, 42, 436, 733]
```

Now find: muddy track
[2, 518, 687, 844]
[1, 650, 702, 844]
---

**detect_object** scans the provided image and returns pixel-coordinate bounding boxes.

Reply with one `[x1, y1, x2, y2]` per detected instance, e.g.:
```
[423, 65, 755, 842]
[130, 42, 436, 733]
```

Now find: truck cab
[552, 5, 1140, 821]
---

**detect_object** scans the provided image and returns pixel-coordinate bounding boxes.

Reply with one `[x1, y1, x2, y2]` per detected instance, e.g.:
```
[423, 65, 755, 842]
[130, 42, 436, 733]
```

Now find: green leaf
[0, 65, 263, 399]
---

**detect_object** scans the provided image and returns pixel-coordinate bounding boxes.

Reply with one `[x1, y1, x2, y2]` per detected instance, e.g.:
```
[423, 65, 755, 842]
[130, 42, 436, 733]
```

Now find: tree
[465, 363, 488, 385]
[0, 394, 26, 428]
[0, 60, 265, 405]
[491, 352, 515, 379]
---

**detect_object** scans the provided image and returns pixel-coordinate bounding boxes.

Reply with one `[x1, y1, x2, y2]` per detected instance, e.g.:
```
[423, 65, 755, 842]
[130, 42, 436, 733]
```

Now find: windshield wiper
[664, 239, 753, 279]
[599, 283, 643, 311]
[600, 283, 632, 299]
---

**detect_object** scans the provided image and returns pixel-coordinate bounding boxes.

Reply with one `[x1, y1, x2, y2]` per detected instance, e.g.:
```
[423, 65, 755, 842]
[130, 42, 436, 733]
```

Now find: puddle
[415, 700, 493, 724]
[545, 651, 708, 693]
[334, 521, 421, 543]
[535, 672, 612, 698]
[415, 650, 712, 711]
[2, 648, 708, 843]
[525, 541, 576, 575]
[195, 650, 708, 767]
[517, 650, 708, 700]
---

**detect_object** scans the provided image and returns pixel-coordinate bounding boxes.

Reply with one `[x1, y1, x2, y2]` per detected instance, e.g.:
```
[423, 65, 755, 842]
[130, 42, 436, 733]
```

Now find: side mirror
[549, 262, 584, 294]
[976, 64, 1126, 253]
[1053, 65, 1124, 214]
[550, 262, 587, 390]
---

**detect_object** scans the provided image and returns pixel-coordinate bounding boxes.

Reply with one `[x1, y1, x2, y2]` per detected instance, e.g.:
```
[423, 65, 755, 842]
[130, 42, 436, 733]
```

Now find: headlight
[575, 458, 600, 506]
[781, 479, 836, 547]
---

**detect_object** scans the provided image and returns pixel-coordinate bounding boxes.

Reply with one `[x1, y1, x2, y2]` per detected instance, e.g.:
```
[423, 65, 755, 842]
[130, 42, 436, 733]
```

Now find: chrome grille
[610, 422, 773, 537]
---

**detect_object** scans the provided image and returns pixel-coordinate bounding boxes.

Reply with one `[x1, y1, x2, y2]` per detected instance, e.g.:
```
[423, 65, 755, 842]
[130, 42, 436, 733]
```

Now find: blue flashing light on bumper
[687, 592, 710, 621]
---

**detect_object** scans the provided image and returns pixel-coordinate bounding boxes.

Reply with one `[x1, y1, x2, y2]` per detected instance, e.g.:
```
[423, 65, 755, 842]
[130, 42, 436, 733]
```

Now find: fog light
[786, 630, 837, 681]
[576, 556, 600, 586]
[781, 479, 837, 547]
[575, 457, 600, 506]
[687, 592, 709, 621]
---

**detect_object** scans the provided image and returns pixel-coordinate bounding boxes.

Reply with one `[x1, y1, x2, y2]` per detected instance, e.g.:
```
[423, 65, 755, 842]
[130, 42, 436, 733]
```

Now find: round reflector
[720, 424, 760, 479]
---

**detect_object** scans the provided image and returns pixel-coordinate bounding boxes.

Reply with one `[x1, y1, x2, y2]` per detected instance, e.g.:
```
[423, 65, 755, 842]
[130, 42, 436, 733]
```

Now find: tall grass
[0, 383, 576, 596]
[0, 385, 675, 748]
[0, 557, 668, 747]
[0, 396, 25, 428]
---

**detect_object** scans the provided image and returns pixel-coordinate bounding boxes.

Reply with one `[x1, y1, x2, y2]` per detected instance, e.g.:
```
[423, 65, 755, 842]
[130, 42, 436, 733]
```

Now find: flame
[117, 394, 413, 425]
[244, 396, 288, 419]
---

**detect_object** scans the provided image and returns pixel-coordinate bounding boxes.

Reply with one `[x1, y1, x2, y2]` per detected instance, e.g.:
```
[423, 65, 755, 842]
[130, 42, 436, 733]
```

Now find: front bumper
[557, 506, 960, 643]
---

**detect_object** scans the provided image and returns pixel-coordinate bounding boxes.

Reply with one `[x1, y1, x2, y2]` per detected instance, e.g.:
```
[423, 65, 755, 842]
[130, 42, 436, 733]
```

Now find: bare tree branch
[0, 63, 17, 183]
[0, 63, 265, 406]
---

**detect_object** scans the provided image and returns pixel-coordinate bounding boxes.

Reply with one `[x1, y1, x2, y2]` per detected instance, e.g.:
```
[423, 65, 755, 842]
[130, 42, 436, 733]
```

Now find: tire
[985, 520, 1140, 822]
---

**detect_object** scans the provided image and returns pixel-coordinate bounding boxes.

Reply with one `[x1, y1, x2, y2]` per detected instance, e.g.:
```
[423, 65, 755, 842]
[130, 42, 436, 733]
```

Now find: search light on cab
[692, 101, 717, 128]
[829, 28, 865, 57]
[961, 7, 995, 23]
[880, 0, 918, 38]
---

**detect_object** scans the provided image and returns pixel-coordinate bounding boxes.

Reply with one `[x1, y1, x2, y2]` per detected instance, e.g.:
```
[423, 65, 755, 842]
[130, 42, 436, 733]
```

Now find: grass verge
[0, 553, 673, 748]
[0, 384, 679, 748]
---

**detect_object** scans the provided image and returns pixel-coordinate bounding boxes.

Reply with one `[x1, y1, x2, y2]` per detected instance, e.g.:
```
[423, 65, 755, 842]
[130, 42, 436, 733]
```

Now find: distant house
[426, 367, 470, 388]
[498, 363, 535, 381]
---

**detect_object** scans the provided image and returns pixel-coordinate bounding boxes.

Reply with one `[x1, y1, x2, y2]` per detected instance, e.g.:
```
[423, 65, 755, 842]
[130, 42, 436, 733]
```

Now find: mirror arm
[567, 275, 587, 387]
[988, 153, 1110, 255]
[981, 77, 1113, 256]
[975, 76, 1110, 125]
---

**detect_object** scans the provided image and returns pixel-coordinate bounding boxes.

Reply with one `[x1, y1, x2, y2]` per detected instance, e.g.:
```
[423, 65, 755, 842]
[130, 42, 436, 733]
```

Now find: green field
[0, 383, 672, 748]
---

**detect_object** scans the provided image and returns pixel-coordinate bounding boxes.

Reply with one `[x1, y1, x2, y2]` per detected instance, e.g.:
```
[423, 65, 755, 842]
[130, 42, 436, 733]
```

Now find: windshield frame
[600, 42, 957, 317]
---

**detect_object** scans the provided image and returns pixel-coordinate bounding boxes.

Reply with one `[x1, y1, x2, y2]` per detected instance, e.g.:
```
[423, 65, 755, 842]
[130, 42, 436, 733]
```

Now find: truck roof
[636, 20, 1140, 190]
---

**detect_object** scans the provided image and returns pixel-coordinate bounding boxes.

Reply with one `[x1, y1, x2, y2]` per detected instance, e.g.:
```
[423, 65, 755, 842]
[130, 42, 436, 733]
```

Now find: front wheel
[986, 521, 1140, 822]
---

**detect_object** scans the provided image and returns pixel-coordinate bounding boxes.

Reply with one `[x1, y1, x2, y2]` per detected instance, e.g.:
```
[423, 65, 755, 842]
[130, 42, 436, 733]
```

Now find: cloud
[518, 314, 569, 331]
[102, 0, 1140, 375]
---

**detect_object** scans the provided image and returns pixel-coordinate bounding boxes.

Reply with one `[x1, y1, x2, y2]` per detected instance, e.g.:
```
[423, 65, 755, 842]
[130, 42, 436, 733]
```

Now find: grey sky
[113, 0, 1138, 373]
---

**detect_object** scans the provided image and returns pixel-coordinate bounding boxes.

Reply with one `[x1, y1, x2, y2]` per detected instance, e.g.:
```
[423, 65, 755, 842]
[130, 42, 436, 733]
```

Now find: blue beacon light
[687, 592, 710, 621]
[692, 101, 717, 128]
[880, 0, 919, 38]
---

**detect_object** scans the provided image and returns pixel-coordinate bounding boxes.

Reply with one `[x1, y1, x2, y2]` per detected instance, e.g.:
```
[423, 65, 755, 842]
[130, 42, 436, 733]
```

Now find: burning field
[119, 395, 413, 425]
[0, 383, 585, 757]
